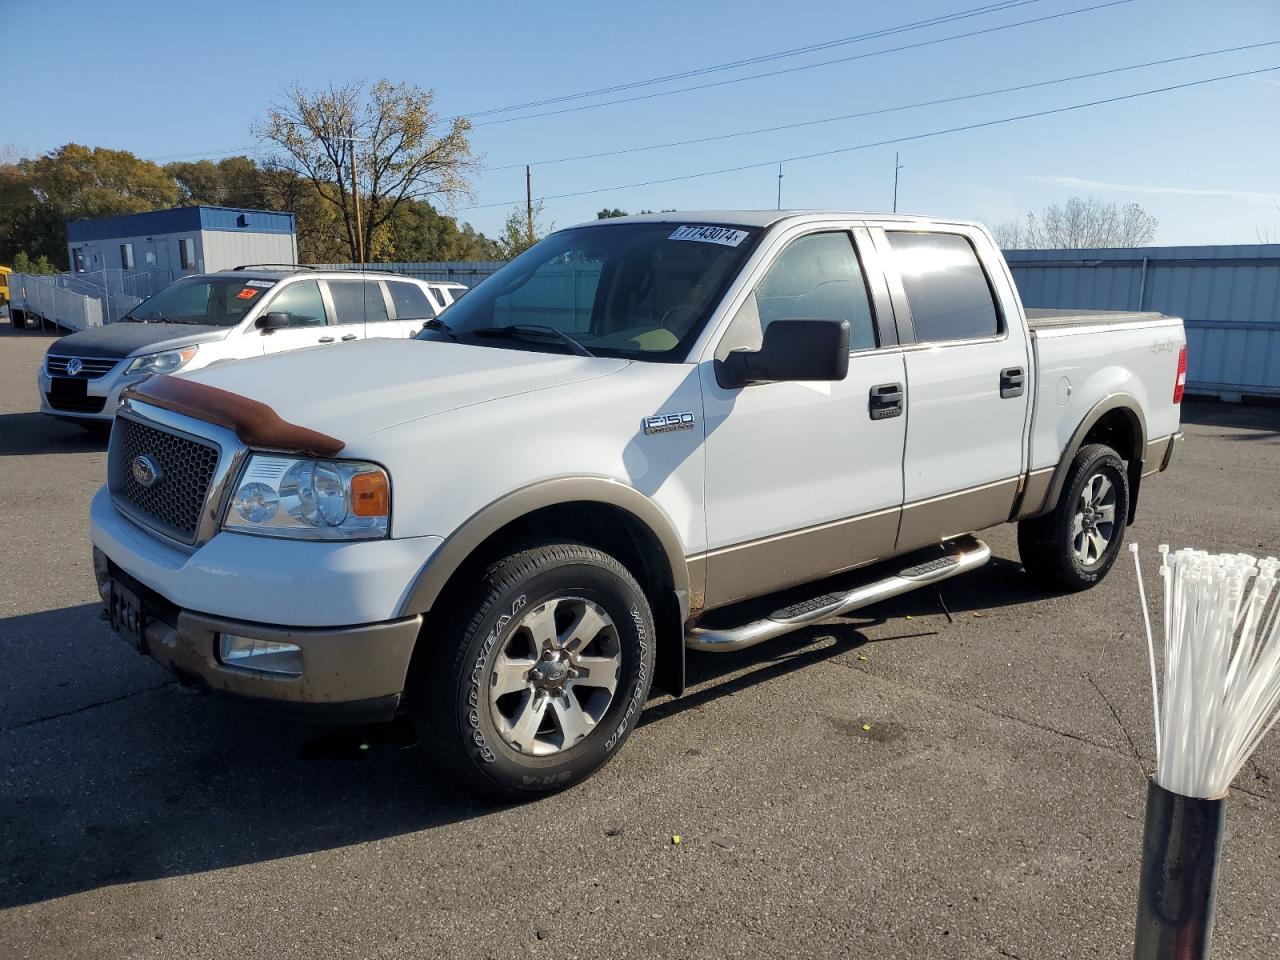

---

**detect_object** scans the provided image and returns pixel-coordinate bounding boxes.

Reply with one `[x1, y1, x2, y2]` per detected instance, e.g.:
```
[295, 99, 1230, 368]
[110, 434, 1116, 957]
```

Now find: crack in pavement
[2, 681, 177, 732]
[1084, 670, 1147, 777]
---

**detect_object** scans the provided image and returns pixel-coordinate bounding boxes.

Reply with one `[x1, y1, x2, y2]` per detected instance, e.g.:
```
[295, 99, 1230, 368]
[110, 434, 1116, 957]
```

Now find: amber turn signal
[350, 471, 389, 517]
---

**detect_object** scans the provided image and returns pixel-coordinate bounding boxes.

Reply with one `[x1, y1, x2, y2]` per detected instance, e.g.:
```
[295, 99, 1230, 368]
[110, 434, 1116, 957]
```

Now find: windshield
[126, 276, 278, 326]
[417, 222, 759, 360]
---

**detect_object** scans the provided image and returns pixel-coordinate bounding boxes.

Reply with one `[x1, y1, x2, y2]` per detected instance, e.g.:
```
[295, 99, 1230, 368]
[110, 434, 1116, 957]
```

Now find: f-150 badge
[643, 411, 696, 435]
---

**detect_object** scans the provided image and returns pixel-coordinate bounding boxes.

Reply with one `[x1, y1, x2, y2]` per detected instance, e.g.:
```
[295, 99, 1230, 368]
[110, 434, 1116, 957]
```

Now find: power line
[470, 0, 1135, 128]
[459, 65, 1280, 210]
[457, 0, 1050, 120]
[485, 41, 1280, 172]
[147, 1, 1128, 164]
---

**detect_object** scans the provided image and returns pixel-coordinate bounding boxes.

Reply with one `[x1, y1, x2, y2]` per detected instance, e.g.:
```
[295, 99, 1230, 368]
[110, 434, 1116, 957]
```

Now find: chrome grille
[46, 355, 119, 379]
[108, 416, 221, 544]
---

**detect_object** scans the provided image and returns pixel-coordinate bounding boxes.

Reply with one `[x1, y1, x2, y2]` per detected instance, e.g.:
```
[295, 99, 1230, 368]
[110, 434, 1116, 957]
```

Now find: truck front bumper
[90, 487, 440, 722]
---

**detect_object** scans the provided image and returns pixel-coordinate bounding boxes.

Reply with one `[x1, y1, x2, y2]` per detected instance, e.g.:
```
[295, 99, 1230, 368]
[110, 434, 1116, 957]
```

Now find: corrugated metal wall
[1006, 245, 1280, 400]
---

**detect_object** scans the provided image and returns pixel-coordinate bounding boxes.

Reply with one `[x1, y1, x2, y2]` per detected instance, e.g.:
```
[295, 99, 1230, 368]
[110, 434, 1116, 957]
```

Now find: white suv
[38, 267, 465, 427]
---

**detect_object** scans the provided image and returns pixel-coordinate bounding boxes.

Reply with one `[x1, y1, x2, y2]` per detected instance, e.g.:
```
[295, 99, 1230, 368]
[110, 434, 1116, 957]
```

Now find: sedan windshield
[126, 276, 277, 326]
[417, 222, 759, 360]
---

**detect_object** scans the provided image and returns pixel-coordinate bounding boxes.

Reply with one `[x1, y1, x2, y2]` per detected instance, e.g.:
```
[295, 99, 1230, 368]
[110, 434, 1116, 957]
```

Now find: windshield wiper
[472, 324, 594, 358]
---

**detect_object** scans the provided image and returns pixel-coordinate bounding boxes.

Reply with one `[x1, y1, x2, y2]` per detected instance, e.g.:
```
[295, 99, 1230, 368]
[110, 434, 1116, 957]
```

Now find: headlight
[223, 455, 390, 540]
[125, 345, 199, 375]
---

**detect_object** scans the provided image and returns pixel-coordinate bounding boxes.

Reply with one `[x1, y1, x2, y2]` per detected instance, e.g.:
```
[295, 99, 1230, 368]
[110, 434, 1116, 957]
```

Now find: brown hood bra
[121, 375, 346, 458]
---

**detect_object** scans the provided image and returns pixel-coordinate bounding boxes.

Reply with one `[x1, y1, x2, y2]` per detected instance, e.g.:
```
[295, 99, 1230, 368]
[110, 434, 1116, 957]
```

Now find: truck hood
[178, 338, 629, 443]
[49, 322, 231, 359]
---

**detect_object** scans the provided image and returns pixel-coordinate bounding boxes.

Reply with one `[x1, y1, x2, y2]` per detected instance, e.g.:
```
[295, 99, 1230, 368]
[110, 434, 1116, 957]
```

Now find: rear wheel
[1018, 443, 1129, 591]
[411, 542, 655, 798]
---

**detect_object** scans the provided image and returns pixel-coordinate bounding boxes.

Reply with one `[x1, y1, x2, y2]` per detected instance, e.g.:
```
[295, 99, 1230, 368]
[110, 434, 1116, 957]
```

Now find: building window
[179, 237, 196, 271]
[73, 248, 86, 272]
[120, 243, 135, 270]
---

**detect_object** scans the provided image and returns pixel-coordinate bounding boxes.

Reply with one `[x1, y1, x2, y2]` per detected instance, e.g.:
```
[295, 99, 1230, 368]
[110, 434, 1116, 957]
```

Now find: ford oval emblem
[65, 357, 83, 377]
[131, 454, 161, 489]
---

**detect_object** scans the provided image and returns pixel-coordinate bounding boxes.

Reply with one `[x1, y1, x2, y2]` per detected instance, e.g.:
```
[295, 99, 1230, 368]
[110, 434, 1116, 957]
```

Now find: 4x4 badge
[643, 412, 696, 435]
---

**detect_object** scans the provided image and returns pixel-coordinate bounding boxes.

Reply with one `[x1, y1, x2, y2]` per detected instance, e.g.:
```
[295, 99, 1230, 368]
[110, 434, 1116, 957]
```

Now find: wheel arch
[1033, 393, 1146, 522]
[398, 477, 691, 695]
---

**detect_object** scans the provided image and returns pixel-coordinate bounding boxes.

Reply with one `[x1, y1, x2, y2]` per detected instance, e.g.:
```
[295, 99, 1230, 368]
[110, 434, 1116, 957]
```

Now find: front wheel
[411, 542, 655, 798]
[1018, 443, 1130, 591]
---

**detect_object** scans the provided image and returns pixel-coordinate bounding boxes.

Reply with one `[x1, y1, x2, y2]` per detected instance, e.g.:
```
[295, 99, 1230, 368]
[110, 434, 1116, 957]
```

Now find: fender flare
[397, 476, 693, 621]
[1029, 392, 1147, 518]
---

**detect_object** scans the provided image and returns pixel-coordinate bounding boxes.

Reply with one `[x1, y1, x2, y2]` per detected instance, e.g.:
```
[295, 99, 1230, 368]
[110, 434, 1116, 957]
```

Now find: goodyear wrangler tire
[412, 543, 655, 798]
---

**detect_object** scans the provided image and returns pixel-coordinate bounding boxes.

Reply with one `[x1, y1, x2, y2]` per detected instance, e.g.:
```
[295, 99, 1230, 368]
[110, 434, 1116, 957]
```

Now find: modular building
[65, 205, 297, 277]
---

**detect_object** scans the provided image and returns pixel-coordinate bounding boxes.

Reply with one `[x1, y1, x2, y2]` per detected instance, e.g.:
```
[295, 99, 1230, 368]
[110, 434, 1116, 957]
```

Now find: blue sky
[6, 0, 1278, 244]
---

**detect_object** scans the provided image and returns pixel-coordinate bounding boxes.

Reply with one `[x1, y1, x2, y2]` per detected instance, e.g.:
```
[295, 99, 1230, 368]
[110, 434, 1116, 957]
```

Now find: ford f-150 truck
[90, 211, 1186, 796]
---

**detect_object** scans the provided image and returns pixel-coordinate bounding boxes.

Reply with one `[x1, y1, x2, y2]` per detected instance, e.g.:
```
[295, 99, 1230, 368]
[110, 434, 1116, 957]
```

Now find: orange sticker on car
[236, 288, 259, 300]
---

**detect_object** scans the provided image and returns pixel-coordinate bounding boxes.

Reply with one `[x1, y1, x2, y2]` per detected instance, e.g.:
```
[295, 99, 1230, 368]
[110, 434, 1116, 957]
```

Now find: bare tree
[255, 80, 477, 261]
[993, 196, 1158, 249]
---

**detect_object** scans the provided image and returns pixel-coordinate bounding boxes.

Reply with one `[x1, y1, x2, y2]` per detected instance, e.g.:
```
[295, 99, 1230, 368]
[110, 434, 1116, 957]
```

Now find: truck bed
[1025, 308, 1171, 332]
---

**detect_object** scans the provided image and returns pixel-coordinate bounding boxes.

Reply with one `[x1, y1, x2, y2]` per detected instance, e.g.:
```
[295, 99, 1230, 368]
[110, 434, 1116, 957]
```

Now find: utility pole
[776, 163, 783, 210]
[892, 152, 905, 213]
[340, 135, 370, 265]
[526, 165, 534, 245]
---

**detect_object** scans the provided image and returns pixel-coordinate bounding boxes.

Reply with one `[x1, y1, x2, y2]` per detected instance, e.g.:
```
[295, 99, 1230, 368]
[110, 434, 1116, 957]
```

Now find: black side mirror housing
[718, 319, 850, 388]
[255, 312, 290, 332]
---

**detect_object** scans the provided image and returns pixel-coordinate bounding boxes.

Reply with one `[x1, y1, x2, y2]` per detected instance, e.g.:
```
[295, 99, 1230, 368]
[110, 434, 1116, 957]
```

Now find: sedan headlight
[223, 455, 390, 540]
[125, 345, 199, 375]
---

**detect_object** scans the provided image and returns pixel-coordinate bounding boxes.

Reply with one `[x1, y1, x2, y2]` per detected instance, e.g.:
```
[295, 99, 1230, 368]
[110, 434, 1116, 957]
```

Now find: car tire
[1017, 443, 1130, 591]
[410, 542, 655, 799]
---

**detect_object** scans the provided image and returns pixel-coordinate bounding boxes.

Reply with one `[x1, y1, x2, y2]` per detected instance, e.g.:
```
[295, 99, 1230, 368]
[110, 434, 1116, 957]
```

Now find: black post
[1134, 778, 1226, 960]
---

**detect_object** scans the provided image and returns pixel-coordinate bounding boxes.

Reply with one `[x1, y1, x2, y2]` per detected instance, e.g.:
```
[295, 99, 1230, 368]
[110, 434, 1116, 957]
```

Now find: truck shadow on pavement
[1180, 398, 1280, 438]
[0, 412, 108, 456]
[0, 557, 1050, 909]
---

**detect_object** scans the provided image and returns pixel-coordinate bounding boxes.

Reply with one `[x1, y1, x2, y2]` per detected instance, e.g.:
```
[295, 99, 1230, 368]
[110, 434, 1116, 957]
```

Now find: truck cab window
[887, 231, 1000, 342]
[729, 232, 877, 353]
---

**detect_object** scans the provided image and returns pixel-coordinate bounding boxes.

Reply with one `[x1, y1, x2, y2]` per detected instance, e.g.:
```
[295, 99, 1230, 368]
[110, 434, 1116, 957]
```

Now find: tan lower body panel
[1142, 434, 1173, 477]
[1015, 466, 1055, 519]
[699, 507, 900, 611]
[144, 611, 422, 705]
[896, 477, 1020, 554]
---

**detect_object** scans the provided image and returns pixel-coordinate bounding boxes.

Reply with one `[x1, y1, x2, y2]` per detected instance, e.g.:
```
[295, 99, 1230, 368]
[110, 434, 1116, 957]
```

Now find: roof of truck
[571, 210, 984, 230]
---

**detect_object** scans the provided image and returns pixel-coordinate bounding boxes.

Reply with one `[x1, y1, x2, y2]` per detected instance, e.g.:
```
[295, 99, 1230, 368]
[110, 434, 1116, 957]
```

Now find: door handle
[869, 382, 904, 420]
[999, 366, 1025, 399]
[318, 336, 335, 343]
[341, 334, 358, 341]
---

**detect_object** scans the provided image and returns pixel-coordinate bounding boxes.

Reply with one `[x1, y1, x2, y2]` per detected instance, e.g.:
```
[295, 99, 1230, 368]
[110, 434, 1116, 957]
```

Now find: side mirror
[255, 312, 290, 332]
[718, 319, 850, 388]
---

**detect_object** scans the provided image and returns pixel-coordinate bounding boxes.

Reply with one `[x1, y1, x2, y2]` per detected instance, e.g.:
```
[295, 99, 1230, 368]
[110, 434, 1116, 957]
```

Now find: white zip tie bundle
[1131, 543, 1280, 798]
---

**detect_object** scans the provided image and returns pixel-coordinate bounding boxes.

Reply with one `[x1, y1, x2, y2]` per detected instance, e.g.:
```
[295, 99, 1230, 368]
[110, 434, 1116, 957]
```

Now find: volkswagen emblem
[65, 357, 83, 377]
[131, 454, 161, 489]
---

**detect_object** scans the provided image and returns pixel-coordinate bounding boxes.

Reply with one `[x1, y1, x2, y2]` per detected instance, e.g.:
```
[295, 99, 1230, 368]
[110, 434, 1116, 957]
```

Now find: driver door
[259, 280, 335, 354]
[698, 225, 907, 609]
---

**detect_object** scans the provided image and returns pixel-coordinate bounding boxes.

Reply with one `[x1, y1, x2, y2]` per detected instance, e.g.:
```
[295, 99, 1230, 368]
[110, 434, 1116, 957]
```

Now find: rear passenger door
[323, 278, 390, 342]
[384, 279, 441, 337]
[259, 280, 335, 354]
[873, 225, 1032, 552]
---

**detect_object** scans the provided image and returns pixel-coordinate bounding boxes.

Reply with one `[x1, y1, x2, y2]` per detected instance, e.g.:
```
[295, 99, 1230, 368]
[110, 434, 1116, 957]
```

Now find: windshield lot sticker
[244, 280, 276, 288]
[236, 288, 260, 299]
[669, 225, 749, 247]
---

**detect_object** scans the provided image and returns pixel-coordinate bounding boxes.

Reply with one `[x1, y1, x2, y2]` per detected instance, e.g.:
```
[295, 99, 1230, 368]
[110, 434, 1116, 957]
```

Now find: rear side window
[328, 280, 390, 324]
[387, 281, 437, 320]
[749, 232, 877, 351]
[887, 232, 1000, 342]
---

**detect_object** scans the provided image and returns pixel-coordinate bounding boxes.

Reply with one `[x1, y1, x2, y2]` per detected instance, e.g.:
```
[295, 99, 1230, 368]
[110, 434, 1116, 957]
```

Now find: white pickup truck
[90, 211, 1186, 796]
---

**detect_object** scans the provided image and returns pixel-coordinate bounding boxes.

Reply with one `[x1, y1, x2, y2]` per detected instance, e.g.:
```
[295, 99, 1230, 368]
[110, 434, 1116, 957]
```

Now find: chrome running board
[685, 535, 991, 653]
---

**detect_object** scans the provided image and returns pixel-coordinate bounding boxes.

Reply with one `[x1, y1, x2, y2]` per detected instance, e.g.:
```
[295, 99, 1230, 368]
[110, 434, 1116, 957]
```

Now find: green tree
[13, 251, 58, 274]
[166, 155, 270, 208]
[497, 201, 553, 259]
[256, 80, 477, 262]
[596, 207, 628, 219]
[383, 199, 501, 261]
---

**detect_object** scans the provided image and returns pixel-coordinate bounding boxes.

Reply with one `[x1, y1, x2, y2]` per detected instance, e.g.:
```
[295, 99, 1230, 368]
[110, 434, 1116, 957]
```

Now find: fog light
[218, 633, 303, 676]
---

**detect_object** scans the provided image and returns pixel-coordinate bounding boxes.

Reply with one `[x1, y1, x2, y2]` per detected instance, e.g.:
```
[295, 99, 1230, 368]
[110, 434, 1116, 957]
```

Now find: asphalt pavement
[2, 319, 1279, 959]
